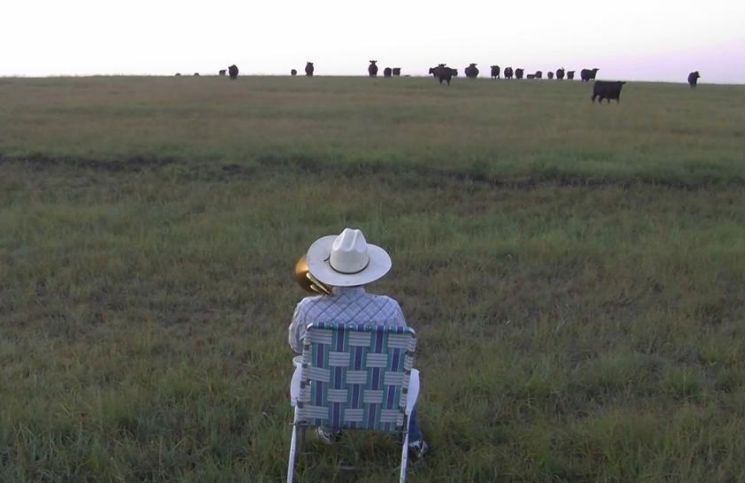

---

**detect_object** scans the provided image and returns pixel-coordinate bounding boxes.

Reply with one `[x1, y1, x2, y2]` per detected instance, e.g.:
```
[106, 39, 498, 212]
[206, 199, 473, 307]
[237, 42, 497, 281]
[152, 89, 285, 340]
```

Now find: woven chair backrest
[296, 322, 416, 432]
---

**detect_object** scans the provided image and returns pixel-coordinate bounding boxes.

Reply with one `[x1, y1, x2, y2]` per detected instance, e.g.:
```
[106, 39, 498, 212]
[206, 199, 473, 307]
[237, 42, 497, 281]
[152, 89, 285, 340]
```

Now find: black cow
[305, 62, 314, 77]
[556, 68, 565, 80]
[219, 69, 226, 76]
[175, 73, 181, 76]
[526, 74, 535, 80]
[392, 68, 401, 76]
[383, 67, 392, 77]
[515, 68, 524, 80]
[688, 71, 700, 88]
[504, 67, 513, 79]
[547, 71, 554, 80]
[228, 64, 238, 80]
[193, 73, 200, 76]
[291, 69, 297, 76]
[490, 65, 500, 79]
[581, 68, 599, 82]
[592, 81, 626, 103]
[368, 60, 378, 77]
[567, 70, 575, 80]
[534, 70, 543, 79]
[465, 63, 479, 78]
[429, 64, 454, 85]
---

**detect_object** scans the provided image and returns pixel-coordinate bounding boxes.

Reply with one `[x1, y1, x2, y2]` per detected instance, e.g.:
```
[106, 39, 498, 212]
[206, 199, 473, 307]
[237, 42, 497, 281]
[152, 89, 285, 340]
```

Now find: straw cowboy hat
[306, 228, 391, 287]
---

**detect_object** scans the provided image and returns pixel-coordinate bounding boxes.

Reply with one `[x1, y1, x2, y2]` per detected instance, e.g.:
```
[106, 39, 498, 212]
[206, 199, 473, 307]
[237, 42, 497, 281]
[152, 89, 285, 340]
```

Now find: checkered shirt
[289, 287, 407, 353]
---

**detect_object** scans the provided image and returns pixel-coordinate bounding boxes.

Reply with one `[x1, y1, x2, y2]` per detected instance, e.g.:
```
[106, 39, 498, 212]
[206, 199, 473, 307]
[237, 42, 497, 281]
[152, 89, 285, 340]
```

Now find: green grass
[1, 76, 744, 482]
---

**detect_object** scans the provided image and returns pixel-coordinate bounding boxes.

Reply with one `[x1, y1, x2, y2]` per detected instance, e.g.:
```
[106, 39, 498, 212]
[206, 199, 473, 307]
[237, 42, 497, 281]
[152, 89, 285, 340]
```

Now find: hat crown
[329, 228, 369, 274]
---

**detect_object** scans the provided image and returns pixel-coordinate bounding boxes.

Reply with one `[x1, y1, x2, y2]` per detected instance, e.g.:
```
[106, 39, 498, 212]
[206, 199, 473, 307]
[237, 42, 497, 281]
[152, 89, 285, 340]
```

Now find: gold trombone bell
[293, 255, 333, 296]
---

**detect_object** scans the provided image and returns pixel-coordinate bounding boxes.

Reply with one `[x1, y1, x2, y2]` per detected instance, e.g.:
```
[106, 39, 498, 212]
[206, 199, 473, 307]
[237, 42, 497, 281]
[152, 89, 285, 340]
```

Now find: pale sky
[2, 0, 744, 83]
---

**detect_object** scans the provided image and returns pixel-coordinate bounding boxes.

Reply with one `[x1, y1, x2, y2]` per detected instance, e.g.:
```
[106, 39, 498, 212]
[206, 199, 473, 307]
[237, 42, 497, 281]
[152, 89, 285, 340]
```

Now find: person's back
[289, 286, 406, 353]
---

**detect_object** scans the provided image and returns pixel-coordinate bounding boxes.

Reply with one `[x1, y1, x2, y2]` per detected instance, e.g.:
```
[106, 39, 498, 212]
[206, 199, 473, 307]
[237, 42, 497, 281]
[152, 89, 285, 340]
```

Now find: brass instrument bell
[293, 255, 333, 295]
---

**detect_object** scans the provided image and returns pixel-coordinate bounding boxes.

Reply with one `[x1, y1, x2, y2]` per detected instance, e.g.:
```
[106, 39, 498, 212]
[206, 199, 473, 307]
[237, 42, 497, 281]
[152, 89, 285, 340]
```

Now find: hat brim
[306, 235, 392, 287]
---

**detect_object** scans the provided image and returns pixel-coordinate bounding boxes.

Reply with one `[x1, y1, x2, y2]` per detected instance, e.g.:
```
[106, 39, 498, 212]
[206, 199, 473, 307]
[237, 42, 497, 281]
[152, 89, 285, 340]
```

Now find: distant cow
[688, 71, 700, 88]
[490, 65, 500, 79]
[228, 64, 238, 80]
[527, 74, 535, 80]
[193, 73, 200, 76]
[383, 67, 392, 77]
[291, 69, 297, 76]
[567, 70, 575, 80]
[429, 64, 455, 85]
[368, 60, 378, 77]
[592, 81, 626, 103]
[175, 73, 181, 76]
[392, 68, 401, 76]
[581, 68, 599, 82]
[504, 67, 514, 79]
[534, 71, 543, 79]
[547, 72, 554, 80]
[515, 68, 524, 80]
[556, 68, 565, 80]
[219, 69, 226, 76]
[305, 62, 314, 77]
[465, 63, 479, 79]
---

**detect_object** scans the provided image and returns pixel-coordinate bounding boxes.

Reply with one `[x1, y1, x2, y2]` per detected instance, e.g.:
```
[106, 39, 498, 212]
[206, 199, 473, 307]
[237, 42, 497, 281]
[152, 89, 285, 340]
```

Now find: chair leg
[287, 424, 298, 483]
[399, 428, 410, 483]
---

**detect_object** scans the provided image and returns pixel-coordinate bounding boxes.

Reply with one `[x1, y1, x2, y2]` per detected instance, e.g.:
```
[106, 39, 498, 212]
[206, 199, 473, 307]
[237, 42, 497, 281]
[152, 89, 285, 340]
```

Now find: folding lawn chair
[287, 322, 419, 483]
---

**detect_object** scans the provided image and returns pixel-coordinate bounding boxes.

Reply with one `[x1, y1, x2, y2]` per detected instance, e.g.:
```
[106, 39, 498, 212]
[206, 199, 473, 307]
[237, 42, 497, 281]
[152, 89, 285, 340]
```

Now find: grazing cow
[465, 63, 479, 79]
[450, 68, 458, 77]
[175, 73, 181, 76]
[193, 73, 200, 76]
[228, 64, 238, 80]
[383, 67, 392, 77]
[219, 69, 226, 76]
[490, 65, 500, 79]
[515, 68, 524, 80]
[581, 68, 599, 82]
[504, 67, 513, 79]
[567, 70, 575, 80]
[526, 74, 535, 79]
[291, 69, 297, 76]
[368, 60, 378, 77]
[429, 64, 455, 85]
[592, 81, 626, 103]
[305, 62, 314, 76]
[535, 71, 543, 79]
[547, 72, 554, 79]
[392, 68, 401, 76]
[556, 68, 565, 80]
[688, 71, 700, 88]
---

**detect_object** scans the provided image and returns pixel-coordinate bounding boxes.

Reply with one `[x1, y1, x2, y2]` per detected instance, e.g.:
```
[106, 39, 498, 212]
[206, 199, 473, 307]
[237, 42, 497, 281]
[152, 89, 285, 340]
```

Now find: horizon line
[1, 73, 743, 86]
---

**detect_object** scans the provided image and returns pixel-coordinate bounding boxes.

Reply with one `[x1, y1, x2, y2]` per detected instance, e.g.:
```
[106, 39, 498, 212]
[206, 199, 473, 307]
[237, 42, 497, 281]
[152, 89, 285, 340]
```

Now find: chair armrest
[290, 363, 302, 407]
[405, 368, 420, 415]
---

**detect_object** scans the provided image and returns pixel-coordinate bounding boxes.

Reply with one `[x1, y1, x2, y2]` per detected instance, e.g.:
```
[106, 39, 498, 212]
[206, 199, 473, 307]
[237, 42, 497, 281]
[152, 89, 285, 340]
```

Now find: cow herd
[175, 62, 702, 102]
[427, 64, 601, 82]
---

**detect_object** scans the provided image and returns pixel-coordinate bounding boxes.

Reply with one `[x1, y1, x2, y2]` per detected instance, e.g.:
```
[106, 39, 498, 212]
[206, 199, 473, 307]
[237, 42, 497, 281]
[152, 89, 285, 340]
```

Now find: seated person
[288, 228, 428, 458]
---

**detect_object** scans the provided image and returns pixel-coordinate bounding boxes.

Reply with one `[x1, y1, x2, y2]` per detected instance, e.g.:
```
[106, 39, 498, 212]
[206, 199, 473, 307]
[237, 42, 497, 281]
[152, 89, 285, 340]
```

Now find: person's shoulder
[295, 294, 327, 311]
[369, 293, 403, 309]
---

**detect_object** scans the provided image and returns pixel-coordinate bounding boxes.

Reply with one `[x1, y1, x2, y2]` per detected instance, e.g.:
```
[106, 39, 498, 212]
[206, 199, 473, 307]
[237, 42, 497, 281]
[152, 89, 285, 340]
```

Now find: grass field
[1, 76, 744, 482]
